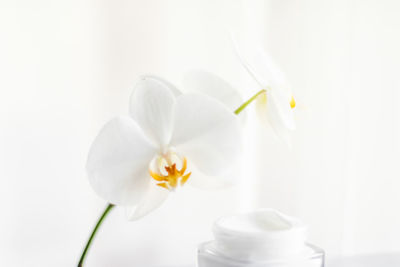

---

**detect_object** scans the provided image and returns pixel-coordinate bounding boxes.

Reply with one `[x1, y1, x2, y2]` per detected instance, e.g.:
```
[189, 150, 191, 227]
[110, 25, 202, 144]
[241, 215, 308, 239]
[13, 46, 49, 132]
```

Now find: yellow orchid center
[290, 96, 296, 109]
[149, 152, 191, 191]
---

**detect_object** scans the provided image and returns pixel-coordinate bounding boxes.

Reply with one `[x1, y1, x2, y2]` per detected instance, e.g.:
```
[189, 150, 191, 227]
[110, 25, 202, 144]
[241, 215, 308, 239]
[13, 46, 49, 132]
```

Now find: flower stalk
[234, 89, 266, 115]
[78, 203, 115, 267]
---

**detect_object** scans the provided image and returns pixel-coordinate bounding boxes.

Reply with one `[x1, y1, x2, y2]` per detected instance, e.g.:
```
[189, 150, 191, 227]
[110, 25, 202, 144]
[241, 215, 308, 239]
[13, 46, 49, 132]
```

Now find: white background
[0, 0, 399, 266]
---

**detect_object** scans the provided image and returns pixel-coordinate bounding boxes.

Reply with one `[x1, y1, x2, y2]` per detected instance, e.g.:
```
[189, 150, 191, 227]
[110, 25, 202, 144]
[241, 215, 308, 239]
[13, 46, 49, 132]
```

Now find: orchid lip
[149, 150, 192, 191]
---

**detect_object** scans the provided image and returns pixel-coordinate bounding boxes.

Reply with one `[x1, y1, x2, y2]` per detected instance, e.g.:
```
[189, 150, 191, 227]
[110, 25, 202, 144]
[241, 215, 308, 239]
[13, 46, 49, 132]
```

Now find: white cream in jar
[198, 209, 324, 267]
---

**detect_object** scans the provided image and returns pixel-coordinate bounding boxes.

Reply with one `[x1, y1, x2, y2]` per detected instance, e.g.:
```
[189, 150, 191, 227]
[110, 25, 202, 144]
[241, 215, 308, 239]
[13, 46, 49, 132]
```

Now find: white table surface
[327, 253, 400, 267]
[153, 253, 400, 267]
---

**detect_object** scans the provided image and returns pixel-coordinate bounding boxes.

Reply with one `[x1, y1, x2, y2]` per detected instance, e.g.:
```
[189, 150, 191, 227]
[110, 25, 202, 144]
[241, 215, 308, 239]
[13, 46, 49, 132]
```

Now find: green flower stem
[78, 203, 115, 267]
[234, 89, 266, 115]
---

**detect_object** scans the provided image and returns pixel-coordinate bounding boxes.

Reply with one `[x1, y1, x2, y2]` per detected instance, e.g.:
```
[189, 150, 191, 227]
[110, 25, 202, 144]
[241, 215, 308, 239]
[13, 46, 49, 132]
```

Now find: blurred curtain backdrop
[0, 0, 399, 266]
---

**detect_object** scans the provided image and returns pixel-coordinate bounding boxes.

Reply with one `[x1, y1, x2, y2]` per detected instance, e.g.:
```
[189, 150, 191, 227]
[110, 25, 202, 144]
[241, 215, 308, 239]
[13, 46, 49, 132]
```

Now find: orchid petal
[269, 89, 296, 130]
[188, 173, 235, 190]
[183, 70, 243, 111]
[86, 117, 156, 205]
[257, 93, 292, 146]
[232, 34, 286, 88]
[144, 74, 182, 97]
[171, 94, 242, 176]
[186, 159, 238, 190]
[126, 182, 169, 220]
[129, 76, 176, 147]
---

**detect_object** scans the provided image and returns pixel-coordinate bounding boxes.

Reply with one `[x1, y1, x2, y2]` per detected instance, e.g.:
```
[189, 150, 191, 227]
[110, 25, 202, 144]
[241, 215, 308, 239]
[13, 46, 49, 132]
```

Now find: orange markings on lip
[149, 157, 192, 190]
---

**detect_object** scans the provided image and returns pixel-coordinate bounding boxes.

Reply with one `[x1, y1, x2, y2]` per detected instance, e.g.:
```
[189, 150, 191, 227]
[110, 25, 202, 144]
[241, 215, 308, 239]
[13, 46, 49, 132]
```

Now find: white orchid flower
[232, 37, 296, 145]
[86, 76, 242, 220]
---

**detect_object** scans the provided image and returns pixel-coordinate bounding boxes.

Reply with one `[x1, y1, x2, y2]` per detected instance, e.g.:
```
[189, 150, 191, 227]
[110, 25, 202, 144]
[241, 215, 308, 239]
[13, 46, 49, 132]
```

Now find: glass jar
[197, 209, 324, 267]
